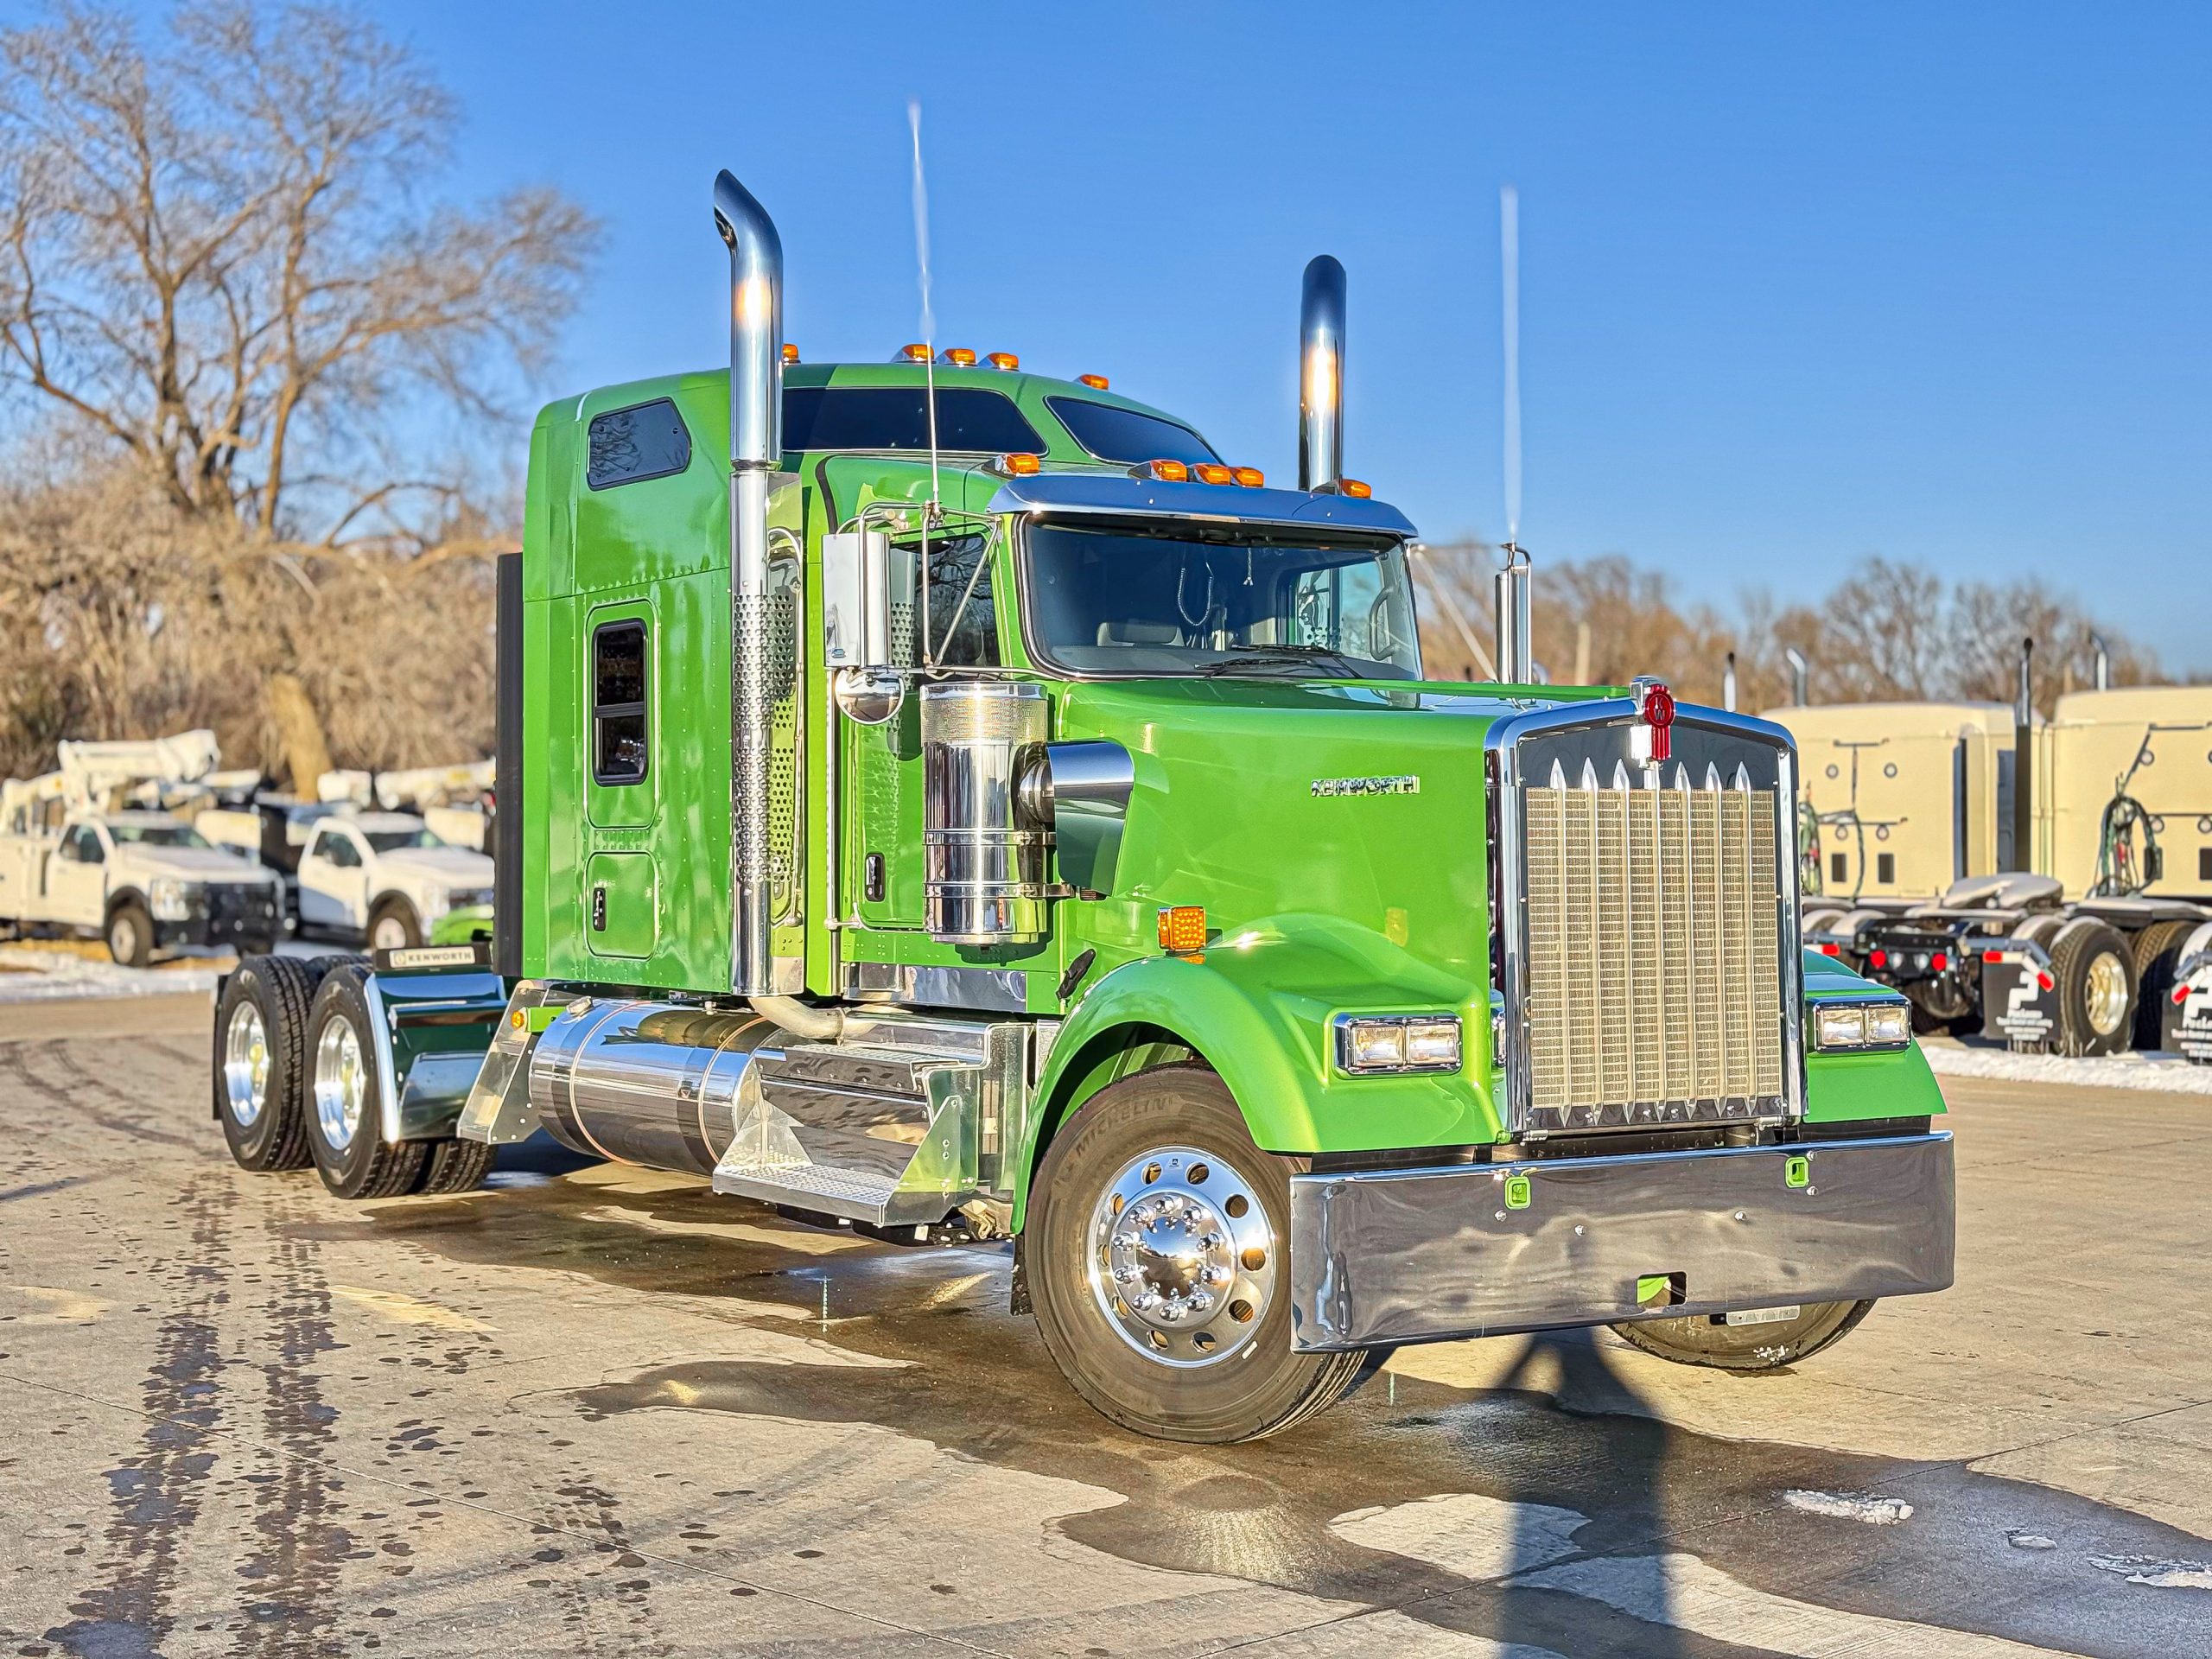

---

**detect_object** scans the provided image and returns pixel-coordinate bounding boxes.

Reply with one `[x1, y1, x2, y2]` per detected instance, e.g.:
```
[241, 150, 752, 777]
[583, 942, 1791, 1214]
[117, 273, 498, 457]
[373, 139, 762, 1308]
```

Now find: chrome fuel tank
[529, 1000, 780, 1175]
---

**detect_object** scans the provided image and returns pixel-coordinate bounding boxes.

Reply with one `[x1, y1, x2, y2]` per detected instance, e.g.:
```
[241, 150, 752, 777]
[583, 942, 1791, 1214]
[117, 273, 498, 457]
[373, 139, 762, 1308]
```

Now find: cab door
[47, 824, 108, 924]
[582, 604, 658, 960]
[297, 824, 369, 928]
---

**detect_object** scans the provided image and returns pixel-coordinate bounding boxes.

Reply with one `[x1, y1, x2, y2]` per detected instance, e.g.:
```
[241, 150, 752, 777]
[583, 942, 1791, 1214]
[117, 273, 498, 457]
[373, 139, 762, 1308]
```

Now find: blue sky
[368, 1, 2210, 670]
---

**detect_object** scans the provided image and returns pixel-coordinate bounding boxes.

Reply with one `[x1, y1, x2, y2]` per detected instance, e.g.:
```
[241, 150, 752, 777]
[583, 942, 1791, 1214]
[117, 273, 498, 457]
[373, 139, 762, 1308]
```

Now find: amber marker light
[943, 346, 978, 367]
[1157, 906, 1208, 954]
[1000, 451, 1042, 476]
[1078, 373, 1109, 390]
[1192, 462, 1234, 486]
[781, 342, 800, 365]
[1338, 478, 1373, 499]
[899, 342, 931, 361]
[986, 351, 1019, 371]
[1230, 466, 1265, 488]
[1133, 459, 1190, 482]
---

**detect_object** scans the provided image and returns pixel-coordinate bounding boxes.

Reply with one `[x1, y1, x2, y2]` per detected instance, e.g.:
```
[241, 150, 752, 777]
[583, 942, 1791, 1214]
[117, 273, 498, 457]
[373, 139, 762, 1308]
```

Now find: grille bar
[1522, 758, 1785, 1131]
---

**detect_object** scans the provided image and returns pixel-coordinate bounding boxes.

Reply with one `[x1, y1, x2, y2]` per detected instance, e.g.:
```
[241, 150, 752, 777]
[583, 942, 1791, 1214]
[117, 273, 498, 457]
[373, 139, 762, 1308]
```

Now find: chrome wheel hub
[1087, 1145, 1276, 1369]
[2086, 951, 2129, 1035]
[313, 1016, 367, 1153]
[223, 1005, 269, 1128]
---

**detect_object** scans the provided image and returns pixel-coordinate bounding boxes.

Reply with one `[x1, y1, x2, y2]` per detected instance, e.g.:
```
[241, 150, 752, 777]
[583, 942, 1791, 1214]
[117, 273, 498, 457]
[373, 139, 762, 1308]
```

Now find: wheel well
[369, 892, 417, 920]
[1026, 1021, 1204, 1200]
[105, 887, 147, 919]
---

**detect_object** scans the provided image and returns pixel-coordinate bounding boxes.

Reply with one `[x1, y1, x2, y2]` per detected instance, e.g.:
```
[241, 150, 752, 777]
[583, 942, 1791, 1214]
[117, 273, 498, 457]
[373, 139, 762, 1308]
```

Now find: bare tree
[0, 2, 591, 779]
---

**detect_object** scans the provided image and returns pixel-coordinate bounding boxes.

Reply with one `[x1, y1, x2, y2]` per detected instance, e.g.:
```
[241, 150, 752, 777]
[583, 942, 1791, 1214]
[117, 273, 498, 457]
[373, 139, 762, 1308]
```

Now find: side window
[594, 620, 650, 785]
[919, 534, 1000, 668]
[586, 398, 692, 491]
[64, 824, 104, 864]
[319, 831, 361, 869]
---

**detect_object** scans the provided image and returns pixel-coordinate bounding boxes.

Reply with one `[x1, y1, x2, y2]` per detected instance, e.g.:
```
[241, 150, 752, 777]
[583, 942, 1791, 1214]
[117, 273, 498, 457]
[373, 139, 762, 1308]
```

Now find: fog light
[1334, 1014, 1461, 1076]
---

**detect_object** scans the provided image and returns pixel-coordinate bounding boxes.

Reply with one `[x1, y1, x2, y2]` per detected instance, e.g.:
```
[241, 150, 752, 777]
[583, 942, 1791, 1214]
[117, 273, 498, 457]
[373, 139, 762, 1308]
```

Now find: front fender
[1019, 916, 1498, 1226]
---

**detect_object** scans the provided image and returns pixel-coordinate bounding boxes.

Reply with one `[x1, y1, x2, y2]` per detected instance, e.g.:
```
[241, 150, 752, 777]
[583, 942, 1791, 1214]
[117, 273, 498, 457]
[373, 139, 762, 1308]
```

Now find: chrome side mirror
[823, 529, 906, 725]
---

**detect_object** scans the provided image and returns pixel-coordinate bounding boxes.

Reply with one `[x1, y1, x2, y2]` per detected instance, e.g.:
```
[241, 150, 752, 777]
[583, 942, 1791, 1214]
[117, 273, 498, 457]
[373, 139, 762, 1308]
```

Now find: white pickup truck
[294, 812, 494, 950]
[0, 811, 283, 964]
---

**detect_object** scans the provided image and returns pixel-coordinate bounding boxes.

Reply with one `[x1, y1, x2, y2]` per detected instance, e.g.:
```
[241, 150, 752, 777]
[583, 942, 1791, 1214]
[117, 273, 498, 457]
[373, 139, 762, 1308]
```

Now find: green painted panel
[585, 851, 657, 959]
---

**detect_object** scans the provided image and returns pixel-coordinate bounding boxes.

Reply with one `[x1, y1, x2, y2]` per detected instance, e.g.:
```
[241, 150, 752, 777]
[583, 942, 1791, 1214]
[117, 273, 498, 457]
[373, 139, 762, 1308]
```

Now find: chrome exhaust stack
[1298, 255, 1346, 492]
[714, 168, 785, 996]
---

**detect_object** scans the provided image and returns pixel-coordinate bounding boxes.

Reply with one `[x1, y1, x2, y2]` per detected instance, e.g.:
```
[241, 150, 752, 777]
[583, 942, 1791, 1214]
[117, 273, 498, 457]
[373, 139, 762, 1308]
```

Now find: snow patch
[1783, 1489, 1915, 1525]
[2089, 1554, 2212, 1590]
[0, 947, 220, 1002]
[1920, 1036, 2212, 1097]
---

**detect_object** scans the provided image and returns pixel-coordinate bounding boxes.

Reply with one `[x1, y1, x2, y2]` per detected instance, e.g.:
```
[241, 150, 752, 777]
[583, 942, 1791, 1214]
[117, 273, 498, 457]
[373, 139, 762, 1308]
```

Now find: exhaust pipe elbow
[714, 169, 785, 470]
[1298, 255, 1346, 492]
[749, 995, 843, 1043]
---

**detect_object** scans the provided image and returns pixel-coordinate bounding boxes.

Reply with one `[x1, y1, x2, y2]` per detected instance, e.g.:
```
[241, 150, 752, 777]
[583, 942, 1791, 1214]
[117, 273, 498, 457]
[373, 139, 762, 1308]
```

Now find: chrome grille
[1522, 758, 1786, 1131]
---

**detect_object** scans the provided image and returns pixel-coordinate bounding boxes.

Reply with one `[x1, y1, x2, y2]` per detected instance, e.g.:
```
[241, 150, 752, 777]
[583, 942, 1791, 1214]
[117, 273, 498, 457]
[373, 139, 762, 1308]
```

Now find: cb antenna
[907, 99, 942, 520]
[1492, 185, 1533, 682]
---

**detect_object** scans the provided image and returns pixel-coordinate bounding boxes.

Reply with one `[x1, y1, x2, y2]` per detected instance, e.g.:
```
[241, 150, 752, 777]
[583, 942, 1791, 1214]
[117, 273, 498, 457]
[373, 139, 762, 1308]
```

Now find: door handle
[591, 885, 607, 931]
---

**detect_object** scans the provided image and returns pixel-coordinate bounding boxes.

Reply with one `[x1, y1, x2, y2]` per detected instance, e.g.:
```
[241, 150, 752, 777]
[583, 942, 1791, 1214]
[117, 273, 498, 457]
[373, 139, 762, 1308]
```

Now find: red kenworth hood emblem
[1641, 682, 1675, 762]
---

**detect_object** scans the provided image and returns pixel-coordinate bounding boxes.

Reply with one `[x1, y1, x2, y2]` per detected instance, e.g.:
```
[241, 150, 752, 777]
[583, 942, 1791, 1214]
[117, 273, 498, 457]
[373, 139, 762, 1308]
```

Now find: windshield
[1023, 522, 1422, 679]
[1046, 399, 1220, 466]
[365, 828, 442, 852]
[107, 822, 210, 849]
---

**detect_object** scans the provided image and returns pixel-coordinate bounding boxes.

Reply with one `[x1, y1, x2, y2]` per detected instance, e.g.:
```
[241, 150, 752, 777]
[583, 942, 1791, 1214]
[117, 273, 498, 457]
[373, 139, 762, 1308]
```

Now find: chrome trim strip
[1287, 1131, 1955, 1351]
[842, 961, 1029, 1014]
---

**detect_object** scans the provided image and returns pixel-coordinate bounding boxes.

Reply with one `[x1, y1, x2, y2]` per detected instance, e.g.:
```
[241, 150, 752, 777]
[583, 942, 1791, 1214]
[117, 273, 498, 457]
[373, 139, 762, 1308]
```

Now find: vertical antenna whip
[908, 99, 942, 519]
[1500, 184, 1521, 549]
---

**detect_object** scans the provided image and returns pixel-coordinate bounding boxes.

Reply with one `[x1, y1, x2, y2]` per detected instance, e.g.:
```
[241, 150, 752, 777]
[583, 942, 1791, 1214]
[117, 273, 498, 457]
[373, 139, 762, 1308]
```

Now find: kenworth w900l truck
[209, 168, 1954, 1442]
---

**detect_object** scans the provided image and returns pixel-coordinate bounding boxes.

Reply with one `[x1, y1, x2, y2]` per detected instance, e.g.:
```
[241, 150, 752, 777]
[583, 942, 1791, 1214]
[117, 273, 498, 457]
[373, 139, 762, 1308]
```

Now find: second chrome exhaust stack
[713, 168, 785, 996]
[1298, 255, 1346, 492]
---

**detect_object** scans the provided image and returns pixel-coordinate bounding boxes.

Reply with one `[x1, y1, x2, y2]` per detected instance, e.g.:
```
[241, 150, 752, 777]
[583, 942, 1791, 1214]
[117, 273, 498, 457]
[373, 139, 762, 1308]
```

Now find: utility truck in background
[290, 811, 495, 950]
[209, 166, 1955, 1442]
[0, 734, 282, 964]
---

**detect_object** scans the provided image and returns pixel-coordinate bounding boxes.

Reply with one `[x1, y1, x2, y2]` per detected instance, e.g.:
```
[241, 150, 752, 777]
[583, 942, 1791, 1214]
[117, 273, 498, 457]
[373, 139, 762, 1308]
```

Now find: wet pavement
[2, 993, 2209, 1656]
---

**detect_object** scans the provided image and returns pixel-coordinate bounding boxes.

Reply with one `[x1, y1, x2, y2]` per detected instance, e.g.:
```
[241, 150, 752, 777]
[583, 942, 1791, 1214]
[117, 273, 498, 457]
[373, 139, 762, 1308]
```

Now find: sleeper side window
[586, 398, 692, 491]
[594, 620, 650, 785]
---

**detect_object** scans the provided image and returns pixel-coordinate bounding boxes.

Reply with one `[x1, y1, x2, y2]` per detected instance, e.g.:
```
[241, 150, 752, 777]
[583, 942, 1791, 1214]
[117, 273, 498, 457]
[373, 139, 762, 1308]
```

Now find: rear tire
[414, 1137, 494, 1195]
[366, 899, 422, 952]
[1610, 1300, 1874, 1371]
[1027, 1065, 1372, 1443]
[2131, 919, 2196, 1050]
[213, 956, 336, 1172]
[105, 899, 153, 967]
[302, 963, 427, 1199]
[2049, 917, 2136, 1058]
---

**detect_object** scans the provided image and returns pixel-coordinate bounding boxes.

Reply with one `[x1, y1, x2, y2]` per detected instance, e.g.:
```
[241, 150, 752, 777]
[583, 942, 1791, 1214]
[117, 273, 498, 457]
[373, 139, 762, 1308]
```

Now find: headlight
[1334, 1013, 1463, 1076]
[1813, 996, 1911, 1052]
[147, 877, 195, 920]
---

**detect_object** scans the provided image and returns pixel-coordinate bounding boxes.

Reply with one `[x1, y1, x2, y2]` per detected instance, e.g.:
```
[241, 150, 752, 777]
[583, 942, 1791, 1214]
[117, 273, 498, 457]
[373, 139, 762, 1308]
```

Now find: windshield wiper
[1193, 643, 1367, 677]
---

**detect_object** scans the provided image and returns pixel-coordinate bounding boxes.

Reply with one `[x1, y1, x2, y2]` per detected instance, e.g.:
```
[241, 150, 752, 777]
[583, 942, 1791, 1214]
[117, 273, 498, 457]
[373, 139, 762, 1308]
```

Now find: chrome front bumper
[1286, 1131, 1954, 1351]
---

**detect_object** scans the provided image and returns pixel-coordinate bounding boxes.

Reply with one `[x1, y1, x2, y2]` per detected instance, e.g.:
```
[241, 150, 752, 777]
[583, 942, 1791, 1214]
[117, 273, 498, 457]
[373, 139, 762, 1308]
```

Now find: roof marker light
[999, 451, 1042, 476]
[1192, 462, 1233, 486]
[1078, 373, 1109, 390]
[1338, 478, 1373, 499]
[781, 342, 800, 365]
[899, 342, 931, 362]
[1231, 466, 1265, 487]
[985, 352, 1019, 371]
[942, 346, 977, 367]
[1133, 459, 1190, 482]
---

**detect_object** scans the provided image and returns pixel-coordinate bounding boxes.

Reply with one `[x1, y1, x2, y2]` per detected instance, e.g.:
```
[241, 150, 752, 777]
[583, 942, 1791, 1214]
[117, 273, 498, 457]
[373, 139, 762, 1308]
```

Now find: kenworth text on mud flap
[209, 167, 1955, 1443]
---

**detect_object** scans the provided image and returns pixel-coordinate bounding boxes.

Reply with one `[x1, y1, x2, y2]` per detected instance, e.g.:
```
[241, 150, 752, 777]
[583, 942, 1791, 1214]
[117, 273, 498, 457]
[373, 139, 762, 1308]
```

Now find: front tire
[1027, 1065, 1370, 1443]
[302, 963, 427, 1199]
[106, 899, 153, 967]
[1610, 1299, 1875, 1371]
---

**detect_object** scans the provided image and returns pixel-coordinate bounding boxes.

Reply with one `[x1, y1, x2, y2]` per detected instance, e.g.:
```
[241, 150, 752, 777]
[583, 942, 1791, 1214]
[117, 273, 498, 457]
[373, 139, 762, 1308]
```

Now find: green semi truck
[211, 168, 1954, 1442]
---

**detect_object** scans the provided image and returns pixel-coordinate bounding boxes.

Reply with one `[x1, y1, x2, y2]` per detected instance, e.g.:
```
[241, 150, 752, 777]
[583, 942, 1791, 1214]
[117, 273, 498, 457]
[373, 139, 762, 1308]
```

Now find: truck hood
[380, 846, 496, 887]
[1053, 677, 1618, 985]
[123, 845, 270, 883]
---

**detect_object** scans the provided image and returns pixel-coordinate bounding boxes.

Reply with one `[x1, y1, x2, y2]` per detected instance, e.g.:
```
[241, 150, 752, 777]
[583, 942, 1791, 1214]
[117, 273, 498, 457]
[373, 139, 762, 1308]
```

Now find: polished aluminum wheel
[1086, 1145, 1277, 1369]
[222, 1004, 269, 1127]
[313, 1015, 367, 1153]
[2086, 950, 2130, 1036]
